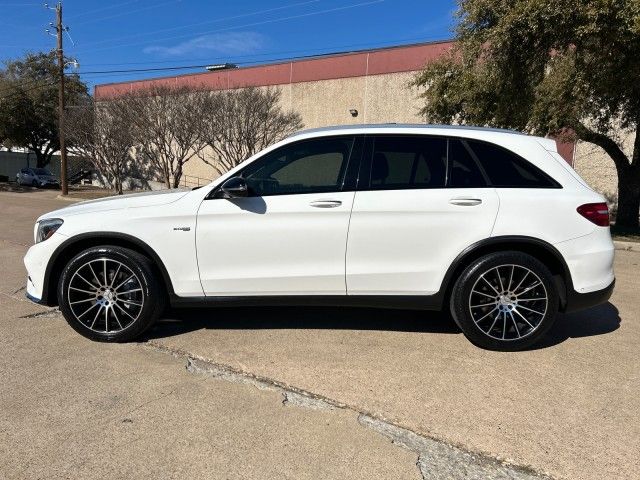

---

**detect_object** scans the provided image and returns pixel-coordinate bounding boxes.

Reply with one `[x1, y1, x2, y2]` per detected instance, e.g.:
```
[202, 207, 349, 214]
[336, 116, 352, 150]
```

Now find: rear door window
[368, 135, 447, 190]
[447, 139, 489, 187]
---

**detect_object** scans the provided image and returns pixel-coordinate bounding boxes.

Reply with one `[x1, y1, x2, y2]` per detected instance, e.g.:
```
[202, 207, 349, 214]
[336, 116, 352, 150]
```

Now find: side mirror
[216, 176, 248, 198]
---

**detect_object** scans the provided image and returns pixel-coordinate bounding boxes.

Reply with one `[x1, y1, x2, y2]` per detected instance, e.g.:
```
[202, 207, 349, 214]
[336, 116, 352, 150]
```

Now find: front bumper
[23, 232, 68, 305]
[563, 278, 615, 313]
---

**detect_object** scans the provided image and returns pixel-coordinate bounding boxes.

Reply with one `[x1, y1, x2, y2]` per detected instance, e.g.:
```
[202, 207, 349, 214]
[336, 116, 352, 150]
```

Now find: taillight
[577, 202, 610, 227]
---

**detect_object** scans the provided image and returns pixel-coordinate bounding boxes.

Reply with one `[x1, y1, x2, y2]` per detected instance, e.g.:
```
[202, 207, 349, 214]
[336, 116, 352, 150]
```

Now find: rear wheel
[450, 251, 559, 351]
[58, 246, 164, 342]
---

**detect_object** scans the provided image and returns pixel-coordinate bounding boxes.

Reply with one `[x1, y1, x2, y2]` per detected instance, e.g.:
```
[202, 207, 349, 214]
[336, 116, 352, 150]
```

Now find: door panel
[346, 134, 499, 296]
[346, 189, 499, 295]
[196, 192, 354, 296]
[196, 135, 361, 297]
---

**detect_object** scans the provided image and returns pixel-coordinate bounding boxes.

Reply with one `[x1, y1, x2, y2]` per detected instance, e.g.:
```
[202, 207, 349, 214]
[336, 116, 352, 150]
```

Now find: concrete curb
[614, 240, 640, 252]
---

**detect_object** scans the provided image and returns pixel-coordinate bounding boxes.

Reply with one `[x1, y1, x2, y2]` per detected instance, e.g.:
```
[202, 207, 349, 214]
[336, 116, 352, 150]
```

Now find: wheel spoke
[470, 301, 498, 308]
[118, 288, 142, 295]
[509, 311, 520, 337]
[114, 302, 136, 321]
[517, 304, 545, 316]
[517, 297, 547, 302]
[517, 282, 542, 296]
[506, 265, 515, 292]
[75, 273, 96, 290]
[511, 271, 529, 295]
[473, 306, 499, 324]
[502, 312, 507, 339]
[513, 308, 536, 329]
[486, 312, 501, 334]
[119, 299, 142, 307]
[69, 286, 96, 295]
[87, 263, 102, 286]
[111, 307, 124, 330]
[495, 267, 505, 292]
[70, 298, 95, 306]
[481, 275, 501, 295]
[114, 275, 134, 291]
[76, 302, 99, 320]
[472, 289, 496, 299]
[90, 305, 102, 329]
[110, 264, 121, 288]
[104, 306, 109, 332]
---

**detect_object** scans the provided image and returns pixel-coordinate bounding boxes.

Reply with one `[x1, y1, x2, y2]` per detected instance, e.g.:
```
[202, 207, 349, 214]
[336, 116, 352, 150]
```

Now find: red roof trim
[94, 40, 455, 99]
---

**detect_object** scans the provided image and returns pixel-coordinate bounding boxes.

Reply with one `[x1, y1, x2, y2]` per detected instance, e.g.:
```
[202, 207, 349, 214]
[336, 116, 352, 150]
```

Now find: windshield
[33, 168, 52, 176]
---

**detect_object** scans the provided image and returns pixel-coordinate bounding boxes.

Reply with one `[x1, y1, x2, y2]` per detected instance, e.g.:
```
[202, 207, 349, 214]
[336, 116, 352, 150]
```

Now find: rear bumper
[563, 278, 615, 313]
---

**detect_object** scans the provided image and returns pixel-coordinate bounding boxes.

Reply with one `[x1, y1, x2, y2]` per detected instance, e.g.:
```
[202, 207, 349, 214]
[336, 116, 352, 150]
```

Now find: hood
[38, 188, 191, 221]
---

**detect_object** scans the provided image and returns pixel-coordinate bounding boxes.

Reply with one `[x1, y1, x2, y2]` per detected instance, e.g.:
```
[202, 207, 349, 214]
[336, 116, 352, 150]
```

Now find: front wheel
[58, 246, 165, 342]
[450, 251, 559, 351]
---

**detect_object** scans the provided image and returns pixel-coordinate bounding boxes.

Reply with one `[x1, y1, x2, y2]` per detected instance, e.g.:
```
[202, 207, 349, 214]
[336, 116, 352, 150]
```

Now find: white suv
[23, 125, 615, 350]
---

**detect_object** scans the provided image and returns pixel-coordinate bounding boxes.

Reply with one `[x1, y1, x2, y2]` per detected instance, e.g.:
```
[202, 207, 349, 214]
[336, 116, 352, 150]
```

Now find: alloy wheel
[66, 258, 144, 334]
[468, 264, 548, 341]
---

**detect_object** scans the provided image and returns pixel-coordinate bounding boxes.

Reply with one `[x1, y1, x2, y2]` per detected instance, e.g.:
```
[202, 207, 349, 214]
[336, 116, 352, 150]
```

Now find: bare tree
[128, 85, 209, 188]
[65, 98, 138, 194]
[198, 87, 303, 175]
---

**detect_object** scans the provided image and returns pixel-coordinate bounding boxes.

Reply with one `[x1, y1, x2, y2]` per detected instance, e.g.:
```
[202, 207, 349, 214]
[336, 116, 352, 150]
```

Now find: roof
[288, 124, 526, 137]
[94, 39, 455, 99]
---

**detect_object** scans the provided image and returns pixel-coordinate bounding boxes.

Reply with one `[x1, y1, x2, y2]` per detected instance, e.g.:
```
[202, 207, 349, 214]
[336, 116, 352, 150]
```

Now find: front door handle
[449, 197, 482, 206]
[310, 200, 342, 208]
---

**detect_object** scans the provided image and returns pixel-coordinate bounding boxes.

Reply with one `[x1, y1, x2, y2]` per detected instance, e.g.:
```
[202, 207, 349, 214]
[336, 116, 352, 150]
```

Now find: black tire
[58, 246, 165, 342]
[31, 179, 38, 187]
[450, 251, 559, 351]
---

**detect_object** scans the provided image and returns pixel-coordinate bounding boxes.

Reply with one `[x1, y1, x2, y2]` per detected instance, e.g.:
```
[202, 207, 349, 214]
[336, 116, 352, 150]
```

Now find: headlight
[35, 218, 64, 244]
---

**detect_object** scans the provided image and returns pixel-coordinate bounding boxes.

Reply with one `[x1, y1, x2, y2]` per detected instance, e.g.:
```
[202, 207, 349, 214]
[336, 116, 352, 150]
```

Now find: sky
[1, 0, 457, 92]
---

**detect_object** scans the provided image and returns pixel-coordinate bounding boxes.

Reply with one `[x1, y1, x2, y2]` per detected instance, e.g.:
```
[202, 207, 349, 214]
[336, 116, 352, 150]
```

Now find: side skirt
[169, 294, 444, 311]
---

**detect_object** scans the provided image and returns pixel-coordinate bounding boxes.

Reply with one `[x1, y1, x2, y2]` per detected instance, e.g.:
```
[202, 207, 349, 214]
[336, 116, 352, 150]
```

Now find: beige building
[95, 40, 623, 199]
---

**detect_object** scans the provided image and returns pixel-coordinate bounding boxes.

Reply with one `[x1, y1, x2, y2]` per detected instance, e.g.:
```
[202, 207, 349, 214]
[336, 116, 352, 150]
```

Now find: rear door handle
[449, 197, 482, 206]
[310, 200, 342, 208]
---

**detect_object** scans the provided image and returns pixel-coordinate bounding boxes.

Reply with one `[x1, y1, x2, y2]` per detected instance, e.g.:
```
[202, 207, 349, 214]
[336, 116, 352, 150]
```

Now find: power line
[73, 0, 385, 55]
[79, 0, 321, 49]
[65, 0, 143, 20]
[71, 38, 450, 79]
[76, 36, 452, 68]
[72, 0, 181, 27]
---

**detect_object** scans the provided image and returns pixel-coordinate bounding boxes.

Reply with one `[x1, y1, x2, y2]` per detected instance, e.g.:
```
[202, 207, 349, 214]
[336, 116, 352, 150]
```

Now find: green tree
[414, 0, 640, 228]
[0, 52, 89, 168]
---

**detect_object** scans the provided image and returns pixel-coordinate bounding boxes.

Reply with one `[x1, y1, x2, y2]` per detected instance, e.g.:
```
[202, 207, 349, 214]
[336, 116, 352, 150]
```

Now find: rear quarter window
[465, 139, 559, 188]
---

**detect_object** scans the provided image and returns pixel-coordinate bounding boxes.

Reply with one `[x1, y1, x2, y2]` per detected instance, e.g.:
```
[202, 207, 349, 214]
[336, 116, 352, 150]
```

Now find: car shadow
[144, 302, 621, 349]
[144, 306, 460, 340]
[527, 301, 621, 350]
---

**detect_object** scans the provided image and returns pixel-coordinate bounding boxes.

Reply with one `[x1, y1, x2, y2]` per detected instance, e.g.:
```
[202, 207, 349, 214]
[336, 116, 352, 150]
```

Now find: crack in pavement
[144, 340, 554, 480]
[358, 415, 550, 480]
[3, 307, 556, 480]
[19, 308, 59, 318]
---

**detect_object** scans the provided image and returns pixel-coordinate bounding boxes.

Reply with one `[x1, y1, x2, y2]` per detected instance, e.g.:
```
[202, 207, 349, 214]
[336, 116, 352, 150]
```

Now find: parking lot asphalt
[1, 189, 638, 480]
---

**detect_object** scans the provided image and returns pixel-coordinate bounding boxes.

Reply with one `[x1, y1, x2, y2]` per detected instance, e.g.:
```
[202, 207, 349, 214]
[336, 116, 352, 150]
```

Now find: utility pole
[55, 2, 68, 196]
